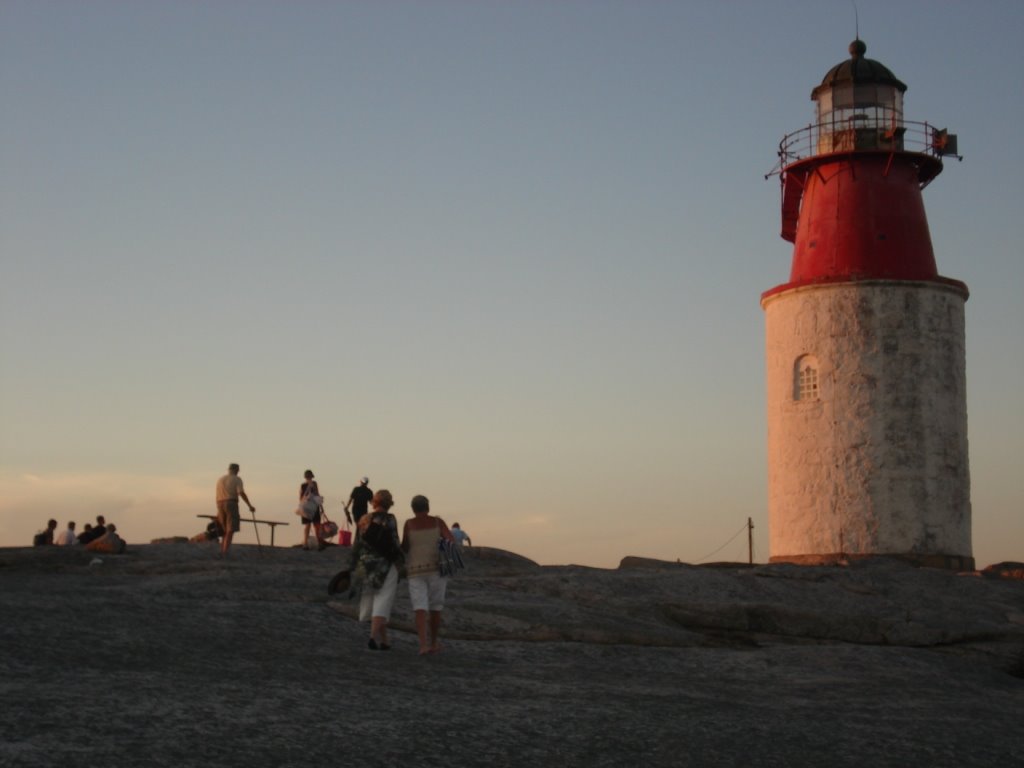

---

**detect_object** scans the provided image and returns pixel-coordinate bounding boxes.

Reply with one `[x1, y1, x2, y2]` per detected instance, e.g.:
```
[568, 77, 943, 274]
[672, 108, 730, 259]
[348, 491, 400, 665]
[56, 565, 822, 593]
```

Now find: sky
[1, 1, 1021, 568]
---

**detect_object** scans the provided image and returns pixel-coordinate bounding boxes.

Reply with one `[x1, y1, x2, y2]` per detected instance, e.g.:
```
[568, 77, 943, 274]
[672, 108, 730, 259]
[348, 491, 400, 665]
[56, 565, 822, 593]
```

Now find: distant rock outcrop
[983, 561, 1024, 580]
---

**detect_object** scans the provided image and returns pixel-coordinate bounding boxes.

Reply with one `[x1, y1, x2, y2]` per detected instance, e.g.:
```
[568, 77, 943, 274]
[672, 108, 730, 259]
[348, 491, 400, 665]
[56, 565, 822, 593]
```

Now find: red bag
[318, 509, 339, 541]
[338, 524, 352, 547]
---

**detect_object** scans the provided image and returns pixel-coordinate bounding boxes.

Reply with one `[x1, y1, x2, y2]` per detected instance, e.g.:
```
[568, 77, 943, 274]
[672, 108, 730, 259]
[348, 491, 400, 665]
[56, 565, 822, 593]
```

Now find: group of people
[215, 462, 471, 655]
[215, 465, 472, 553]
[352, 489, 458, 655]
[214, 465, 372, 554]
[33, 515, 126, 554]
[295, 471, 372, 551]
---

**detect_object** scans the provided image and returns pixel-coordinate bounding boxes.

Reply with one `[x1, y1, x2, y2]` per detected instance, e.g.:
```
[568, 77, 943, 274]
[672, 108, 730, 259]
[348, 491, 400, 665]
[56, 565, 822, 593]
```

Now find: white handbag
[299, 494, 322, 517]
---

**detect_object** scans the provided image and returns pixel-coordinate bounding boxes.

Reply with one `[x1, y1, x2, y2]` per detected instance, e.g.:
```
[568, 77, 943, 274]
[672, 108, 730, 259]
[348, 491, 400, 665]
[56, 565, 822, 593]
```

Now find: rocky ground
[1, 543, 1022, 768]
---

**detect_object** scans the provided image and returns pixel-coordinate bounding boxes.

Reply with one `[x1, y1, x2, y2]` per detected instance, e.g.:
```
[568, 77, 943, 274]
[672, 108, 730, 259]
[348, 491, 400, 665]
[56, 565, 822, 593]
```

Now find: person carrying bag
[297, 469, 324, 550]
[351, 490, 403, 650]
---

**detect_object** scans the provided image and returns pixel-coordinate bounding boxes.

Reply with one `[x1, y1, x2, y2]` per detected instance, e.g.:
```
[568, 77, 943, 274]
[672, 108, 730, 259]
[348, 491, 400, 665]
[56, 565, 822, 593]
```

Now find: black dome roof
[811, 40, 907, 100]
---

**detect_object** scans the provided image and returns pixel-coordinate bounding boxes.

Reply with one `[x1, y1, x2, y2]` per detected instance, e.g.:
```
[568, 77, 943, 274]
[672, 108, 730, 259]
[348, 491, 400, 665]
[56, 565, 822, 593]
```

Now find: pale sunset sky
[2, 1, 1022, 567]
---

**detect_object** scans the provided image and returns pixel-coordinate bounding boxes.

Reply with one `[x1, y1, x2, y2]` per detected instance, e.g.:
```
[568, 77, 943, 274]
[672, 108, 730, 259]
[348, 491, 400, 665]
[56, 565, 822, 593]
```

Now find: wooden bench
[197, 514, 289, 547]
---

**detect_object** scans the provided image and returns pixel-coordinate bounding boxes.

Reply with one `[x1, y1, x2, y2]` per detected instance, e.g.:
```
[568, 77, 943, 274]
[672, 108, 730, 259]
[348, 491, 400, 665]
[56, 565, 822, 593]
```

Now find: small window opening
[794, 355, 820, 402]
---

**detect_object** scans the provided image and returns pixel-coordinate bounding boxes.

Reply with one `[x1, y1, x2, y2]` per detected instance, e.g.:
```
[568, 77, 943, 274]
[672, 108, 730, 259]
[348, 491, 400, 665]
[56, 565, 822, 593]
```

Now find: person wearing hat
[344, 476, 373, 526]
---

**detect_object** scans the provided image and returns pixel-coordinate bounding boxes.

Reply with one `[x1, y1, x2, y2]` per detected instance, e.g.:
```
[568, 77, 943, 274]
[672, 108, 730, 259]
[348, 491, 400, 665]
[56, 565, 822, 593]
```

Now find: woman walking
[401, 494, 455, 655]
[299, 470, 324, 550]
[354, 489, 402, 650]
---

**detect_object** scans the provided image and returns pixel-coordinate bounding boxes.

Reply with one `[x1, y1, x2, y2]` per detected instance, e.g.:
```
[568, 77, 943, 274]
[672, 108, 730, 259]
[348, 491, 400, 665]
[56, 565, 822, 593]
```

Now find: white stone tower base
[762, 280, 973, 569]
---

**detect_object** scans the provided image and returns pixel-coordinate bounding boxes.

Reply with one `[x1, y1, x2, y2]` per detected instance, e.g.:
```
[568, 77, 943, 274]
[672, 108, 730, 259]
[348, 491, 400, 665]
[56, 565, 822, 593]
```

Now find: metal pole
[748, 517, 754, 565]
[251, 509, 263, 553]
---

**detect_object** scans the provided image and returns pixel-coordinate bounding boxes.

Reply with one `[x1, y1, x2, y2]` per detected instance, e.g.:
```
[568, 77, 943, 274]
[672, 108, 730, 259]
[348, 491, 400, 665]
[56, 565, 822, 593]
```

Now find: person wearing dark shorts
[300, 469, 324, 550]
[216, 463, 255, 556]
[344, 477, 373, 526]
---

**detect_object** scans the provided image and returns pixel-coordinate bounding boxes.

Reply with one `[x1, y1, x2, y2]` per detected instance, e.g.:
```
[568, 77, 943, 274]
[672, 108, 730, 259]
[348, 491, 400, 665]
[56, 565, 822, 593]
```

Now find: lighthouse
[762, 40, 973, 570]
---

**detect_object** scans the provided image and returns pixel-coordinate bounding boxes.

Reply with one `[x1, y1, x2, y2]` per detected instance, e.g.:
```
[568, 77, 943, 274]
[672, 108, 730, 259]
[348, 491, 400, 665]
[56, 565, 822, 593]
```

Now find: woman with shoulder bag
[401, 494, 455, 655]
[299, 469, 324, 550]
[353, 489, 402, 650]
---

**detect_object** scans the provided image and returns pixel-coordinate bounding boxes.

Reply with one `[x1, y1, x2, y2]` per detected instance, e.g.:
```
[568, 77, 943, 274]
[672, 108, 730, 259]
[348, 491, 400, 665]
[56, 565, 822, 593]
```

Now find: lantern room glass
[815, 84, 904, 153]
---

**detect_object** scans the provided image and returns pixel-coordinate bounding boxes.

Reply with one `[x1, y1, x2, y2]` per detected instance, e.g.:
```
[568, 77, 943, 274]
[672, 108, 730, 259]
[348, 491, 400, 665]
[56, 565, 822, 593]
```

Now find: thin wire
[695, 520, 750, 563]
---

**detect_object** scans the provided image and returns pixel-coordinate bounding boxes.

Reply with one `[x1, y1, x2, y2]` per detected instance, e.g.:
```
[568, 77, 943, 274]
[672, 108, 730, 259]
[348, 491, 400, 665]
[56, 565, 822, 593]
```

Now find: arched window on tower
[794, 355, 820, 401]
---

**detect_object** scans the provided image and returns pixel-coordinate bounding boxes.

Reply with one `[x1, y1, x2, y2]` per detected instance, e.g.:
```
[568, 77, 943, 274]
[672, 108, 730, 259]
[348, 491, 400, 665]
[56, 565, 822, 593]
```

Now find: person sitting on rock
[33, 519, 57, 546]
[54, 521, 77, 546]
[77, 515, 106, 545]
[190, 520, 222, 544]
[85, 523, 126, 554]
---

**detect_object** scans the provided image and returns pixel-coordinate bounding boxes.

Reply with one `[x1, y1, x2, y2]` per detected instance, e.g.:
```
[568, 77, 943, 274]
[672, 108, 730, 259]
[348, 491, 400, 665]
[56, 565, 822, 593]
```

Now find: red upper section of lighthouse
[766, 40, 966, 299]
[782, 150, 942, 283]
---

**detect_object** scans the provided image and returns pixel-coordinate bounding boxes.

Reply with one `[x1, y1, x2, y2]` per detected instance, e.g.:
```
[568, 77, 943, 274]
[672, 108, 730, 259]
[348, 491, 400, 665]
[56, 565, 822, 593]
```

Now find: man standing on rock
[344, 476, 373, 527]
[216, 463, 255, 556]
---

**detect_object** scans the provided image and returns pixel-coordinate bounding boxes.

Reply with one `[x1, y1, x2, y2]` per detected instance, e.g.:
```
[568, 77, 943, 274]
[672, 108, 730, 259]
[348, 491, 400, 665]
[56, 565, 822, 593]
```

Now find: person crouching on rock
[353, 489, 402, 650]
[402, 495, 455, 655]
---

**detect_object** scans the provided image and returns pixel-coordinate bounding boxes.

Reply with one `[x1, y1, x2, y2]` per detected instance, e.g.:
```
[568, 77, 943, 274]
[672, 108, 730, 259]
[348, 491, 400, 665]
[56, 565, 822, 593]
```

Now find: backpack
[362, 516, 403, 563]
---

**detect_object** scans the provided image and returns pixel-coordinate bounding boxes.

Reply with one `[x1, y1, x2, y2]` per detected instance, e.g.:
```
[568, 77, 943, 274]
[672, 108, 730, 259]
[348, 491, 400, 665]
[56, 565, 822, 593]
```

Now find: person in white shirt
[451, 522, 472, 547]
[54, 521, 77, 546]
[215, 463, 255, 556]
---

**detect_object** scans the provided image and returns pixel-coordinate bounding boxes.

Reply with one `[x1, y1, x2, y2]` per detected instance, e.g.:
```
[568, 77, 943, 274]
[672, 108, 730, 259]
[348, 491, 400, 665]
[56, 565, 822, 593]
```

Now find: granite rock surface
[1, 544, 1022, 767]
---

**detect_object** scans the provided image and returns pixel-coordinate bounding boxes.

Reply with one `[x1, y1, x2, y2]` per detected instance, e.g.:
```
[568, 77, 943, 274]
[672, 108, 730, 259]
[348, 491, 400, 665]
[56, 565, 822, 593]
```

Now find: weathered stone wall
[762, 280, 971, 563]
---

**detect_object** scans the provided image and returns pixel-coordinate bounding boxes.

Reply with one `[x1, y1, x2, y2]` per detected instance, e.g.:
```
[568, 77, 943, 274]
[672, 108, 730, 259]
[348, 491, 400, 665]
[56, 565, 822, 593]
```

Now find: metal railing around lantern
[765, 119, 961, 181]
